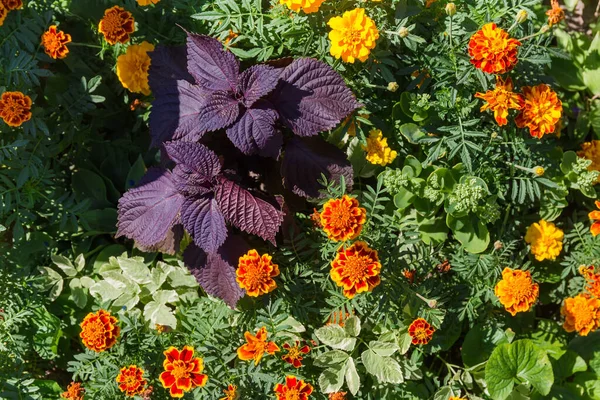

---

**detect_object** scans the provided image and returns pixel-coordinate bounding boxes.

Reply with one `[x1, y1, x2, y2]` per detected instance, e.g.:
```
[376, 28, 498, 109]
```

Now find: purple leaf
[150, 80, 210, 146]
[116, 168, 184, 248]
[282, 137, 354, 198]
[135, 224, 183, 255]
[214, 178, 283, 245]
[186, 33, 239, 92]
[196, 90, 240, 132]
[225, 101, 282, 158]
[181, 195, 227, 253]
[238, 65, 281, 107]
[148, 45, 193, 95]
[164, 141, 221, 181]
[172, 165, 213, 197]
[272, 58, 361, 136]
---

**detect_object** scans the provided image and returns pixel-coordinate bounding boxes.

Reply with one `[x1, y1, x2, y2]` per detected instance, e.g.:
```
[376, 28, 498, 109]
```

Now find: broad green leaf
[485, 339, 554, 400]
[318, 365, 346, 394]
[314, 350, 350, 367]
[316, 325, 356, 351]
[113, 289, 140, 311]
[344, 316, 361, 337]
[118, 257, 152, 284]
[144, 301, 177, 328]
[361, 349, 403, 384]
[447, 214, 489, 254]
[89, 281, 122, 301]
[399, 123, 426, 144]
[40, 267, 64, 302]
[153, 289, 179, 304]
[167, 268, 198, 288]
[79, 276, 95, 288]
[69, 287, 87, 309]
[394, 189, 415, 210]
[126, 155, 146, 189]
[279, 316, 306, 333]
[398, 332, 413, 355]
[462, 323, 512, 367]
[369, 340, 400, 357]
[551, 350, 587, 381]
[74, 254, 85, 272]
[345, 357, 360, 396]
[51, 254, 77, 277]
[93, 245, 127, 272]
[433, 386, 453, 400]
[404, 155, 422, 177]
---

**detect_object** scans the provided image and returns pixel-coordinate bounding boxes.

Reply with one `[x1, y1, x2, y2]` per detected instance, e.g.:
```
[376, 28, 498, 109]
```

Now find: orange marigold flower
[320, 195, 367, 242]
[223, 29, 238, 46]
[0, 3, 8, 27]
[329, 392, 347, 400]
[402, 269, 415, 284]
[437, 259, 451, 273]
[475, 76, 523, 126]
[561, 294, 600, 336]
[116, 41, 154, 95]
[524, 219, 564, 261]
[590, 200, 600, 236]
[137, 0, 160, 5]
[408, 317, 435, 345]
[578, 141, 600, 184]
[220, 384, 238, 400]
[236, 250, 279, 297]
[280, 0, 325, 14]
[328, 8, 379, 63]
[515, 84, 562, 139]
[494, 267, 539, 316]
[41, 25, 71, 59]
[61, 382, 85, 400]
[468, 23, 521, 74]
[159, 346, 208, 398]
[79, 309, 120, 352]
[282, 341, 311, 368]
[2, 0, 22, 10]
[311, 208, 323, 228]
[546, 0, 565, 26]
[331, 241, 381, 299]
[274, 376, 313, 400]
[237, 326, 280, 365]
[411, 69, 430, 89]
[98, 6, 135, 45]
[116, 365, 147, 397]
[580, 265, 600, 298]
[0, 91, 32, 127]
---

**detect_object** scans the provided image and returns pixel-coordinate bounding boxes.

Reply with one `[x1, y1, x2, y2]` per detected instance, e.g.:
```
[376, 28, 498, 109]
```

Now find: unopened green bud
[398, 27, 410, 38]
[387, 82, 399, 92]
[445, 2, 457, 16]
[516, 9, 528, 24]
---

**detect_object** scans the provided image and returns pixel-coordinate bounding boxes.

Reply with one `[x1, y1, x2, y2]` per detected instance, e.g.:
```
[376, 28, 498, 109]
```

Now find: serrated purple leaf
[282, 137, 353, 198]
[116, 168, 184, 248]
[197, 90, 240, 132]
[149, 45, 193, 95]
[181, 195, 227, 253]
[164, 141, 221, 180]
[186, 33, 239, 92]
[272, 58, 361, 136]
[172, 165, 213, 197]
[214, 178, 283, 245]
[225, 101, 282, 157]
[238, 65, 281, 108]
[150, 80, 210, 146]
[135, 224, 183, 255]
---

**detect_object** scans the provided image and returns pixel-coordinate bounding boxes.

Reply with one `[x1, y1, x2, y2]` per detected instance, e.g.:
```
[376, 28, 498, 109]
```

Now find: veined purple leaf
[135, 224, 183, 255]
[214, 178, 283, 245]
[164, 141, 221, 181]
[272, 58, 361, 136]
[172, 165, 213, 197]
[148, 45, 193, 95]
[186, 33, 239, 92]
[150, 80, 210, 146]
[181, 195, 227, 253]
[238, 65, 281, 108]
[226, 101, 282, 158]
[282, 137, 354, 198]
[197, 90, 240, 133]
[116, 168, 184, 248]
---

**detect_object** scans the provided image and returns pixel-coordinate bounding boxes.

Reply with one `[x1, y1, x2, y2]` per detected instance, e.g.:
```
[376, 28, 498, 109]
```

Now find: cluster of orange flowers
[559, 266, 600, 336]
[0, 0, 22, 27]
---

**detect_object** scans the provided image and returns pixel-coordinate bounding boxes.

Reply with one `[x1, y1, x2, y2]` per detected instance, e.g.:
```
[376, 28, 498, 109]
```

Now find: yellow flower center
[171, 360, 190, 380]
[348, 28, 362, 44]
[285, 389, 300, 400]
[287, 346, 301, 360]
[412, 327, 429, 341]
[124, 374, 138, 388]
[245, 264, 269, 289]
[84, 320, 105, 342]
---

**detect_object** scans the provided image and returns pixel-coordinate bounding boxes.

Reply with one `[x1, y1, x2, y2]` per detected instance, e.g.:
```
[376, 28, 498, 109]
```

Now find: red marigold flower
[546, 0, 565, 26]
[41, 25, 71, 59]
[408, 318, 435, 345]
[494, 267, 539, 316]
[237, 326, 280, 365]
[474, 76, 523, 126]
[330, 241, 381, 299]
[274, 376, 313, 400]
[159, 346, 208, 398]
[236, 250, 279, 297]
[468, 23, 521, 74]
[0, 91, 32, 127]
[561, 294, 600, 336]
[0, 3, 8, 27]
[98, 6, 135, 45]
[116, 365, 147, 397]
[2, 0, 22, 10]
[61, 382, 85, 400]
[220, 384, 238, 400]
[580, 265, 600, 298]
[79, 309, 120, 352]
[589, 200, 600, 237]
[282, 341, 311, 368]
[329, 392, 347, 400]
[320, 195, 367, 242]
[515, 84, 562, 139]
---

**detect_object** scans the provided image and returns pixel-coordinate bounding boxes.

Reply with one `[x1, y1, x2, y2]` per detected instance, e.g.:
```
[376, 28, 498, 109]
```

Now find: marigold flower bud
[387, 81, 399, 92]
[534, 166, 545, 176]
[540, 25, 550, 33]
[398, 27, 410, 38]
[516, 9, 528, 23]
[445, 2, 456, 16]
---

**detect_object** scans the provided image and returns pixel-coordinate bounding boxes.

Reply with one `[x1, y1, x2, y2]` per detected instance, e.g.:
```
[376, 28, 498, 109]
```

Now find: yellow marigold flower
[2, 0, 22, 10]
[475, 76, 523, 126]
[546, 0, 565, 26]
[0, 3, 8, 27]
[99, 6, 135, 45]
[329, 392, 348, 400]
[363, 128, 397, 166]
[41, 25, 71, 60]
[79, 309, 120, 352]
[515, 84, 562, 139]
[577, 140, 600, 184]
[137, 0, 160, 5]
[280, 0, 325, 13]
[220, 384, 238, 400]
[494, 267, 539, 316]
[330, 241, 381, 298]
[236, 250, 279, 297]
[320, 195, 367, 242]
[408, 317, 435, 345]
[0, 91, 32, 127]
[524, 219, 563, 261]
[116, 41, 154, 96]
[562, 294, 600, 336]
[468, 23, 521, 74]
[580, 265, 600, 298]
[534, 166, 545, 176]
[116, 365, 147, 397]
[590, 200, 600, 237]
[237, 326, 280, 365]
[61, 382, 85, 400]
[328, 8, 379, 63]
